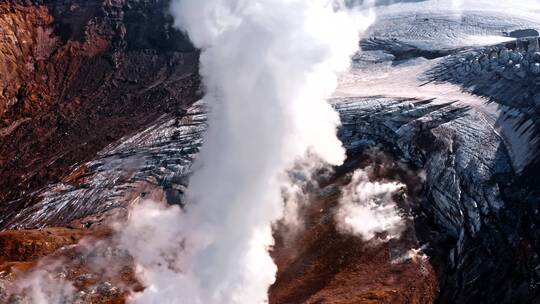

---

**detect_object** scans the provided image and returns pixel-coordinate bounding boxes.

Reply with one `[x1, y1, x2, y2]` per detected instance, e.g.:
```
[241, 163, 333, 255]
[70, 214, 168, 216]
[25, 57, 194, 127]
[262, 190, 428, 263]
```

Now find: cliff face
[0, 3, 200, 301]
[0, 0, 200, 208]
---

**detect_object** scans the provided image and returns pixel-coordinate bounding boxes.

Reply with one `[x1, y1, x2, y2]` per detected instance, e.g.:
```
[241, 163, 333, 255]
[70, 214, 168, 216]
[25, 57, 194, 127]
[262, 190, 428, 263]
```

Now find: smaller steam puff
[335, 169, 405, 241]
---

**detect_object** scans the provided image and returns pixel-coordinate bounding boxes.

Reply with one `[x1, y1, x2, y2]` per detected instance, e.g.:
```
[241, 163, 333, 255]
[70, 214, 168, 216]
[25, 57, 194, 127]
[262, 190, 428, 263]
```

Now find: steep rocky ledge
[0, 0, 200, 208]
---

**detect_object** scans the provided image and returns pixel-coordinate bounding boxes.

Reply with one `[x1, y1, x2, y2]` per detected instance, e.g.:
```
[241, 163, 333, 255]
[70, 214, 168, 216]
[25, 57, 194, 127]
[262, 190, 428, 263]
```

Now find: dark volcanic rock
[0, 0, 200, 208]
[335, 96, 540, 304]
[423, 37, 540, 172]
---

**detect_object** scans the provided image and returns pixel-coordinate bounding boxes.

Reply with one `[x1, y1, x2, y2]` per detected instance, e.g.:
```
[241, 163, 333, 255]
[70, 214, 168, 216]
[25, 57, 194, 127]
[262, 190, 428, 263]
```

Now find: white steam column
[120, 1, 374, 303]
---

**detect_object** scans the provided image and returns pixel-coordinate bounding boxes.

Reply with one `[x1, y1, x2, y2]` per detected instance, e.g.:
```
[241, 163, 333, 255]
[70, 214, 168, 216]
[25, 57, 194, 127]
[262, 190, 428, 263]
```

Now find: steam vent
[0, 0, 539, 303]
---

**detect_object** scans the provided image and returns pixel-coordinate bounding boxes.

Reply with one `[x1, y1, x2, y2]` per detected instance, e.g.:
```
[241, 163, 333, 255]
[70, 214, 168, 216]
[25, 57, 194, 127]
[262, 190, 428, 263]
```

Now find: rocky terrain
[1, 0, 540, 303]
[0, 0, 200, 209]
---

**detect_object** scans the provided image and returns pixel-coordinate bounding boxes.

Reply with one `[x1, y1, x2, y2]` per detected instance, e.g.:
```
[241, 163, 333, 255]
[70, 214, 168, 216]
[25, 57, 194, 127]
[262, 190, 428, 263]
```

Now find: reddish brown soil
[0, 198, 437, 304]
[0, 227, 107, 265]
[0, 1, 200, 210]
[269, 192, 437, 304]
[0, 225, 140, 303]
[269, 152, 439, 304]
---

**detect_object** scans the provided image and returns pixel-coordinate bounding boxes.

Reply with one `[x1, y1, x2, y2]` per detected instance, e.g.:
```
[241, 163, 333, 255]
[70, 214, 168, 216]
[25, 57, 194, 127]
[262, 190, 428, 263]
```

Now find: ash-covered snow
[0, 103, 206, 229]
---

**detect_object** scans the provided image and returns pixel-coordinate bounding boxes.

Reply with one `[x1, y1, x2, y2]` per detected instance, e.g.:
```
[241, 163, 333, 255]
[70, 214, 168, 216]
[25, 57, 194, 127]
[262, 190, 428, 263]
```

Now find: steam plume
[2, 262, 75, 303]
[119, 1, 374, 303]
[335, 169, 405, 240]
